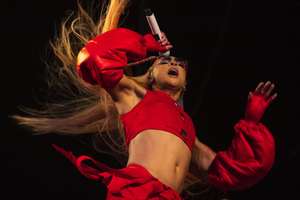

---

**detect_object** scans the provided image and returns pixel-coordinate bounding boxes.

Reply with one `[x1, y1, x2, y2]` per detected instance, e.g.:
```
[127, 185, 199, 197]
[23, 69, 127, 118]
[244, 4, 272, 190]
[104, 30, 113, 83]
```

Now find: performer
[14, 0, 277, 199]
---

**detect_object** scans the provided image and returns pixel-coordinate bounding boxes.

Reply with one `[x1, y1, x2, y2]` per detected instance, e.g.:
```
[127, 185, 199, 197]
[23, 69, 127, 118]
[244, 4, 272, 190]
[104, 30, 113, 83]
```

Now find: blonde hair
[12, 0, 210, 196]
[13, 0, 130, 161]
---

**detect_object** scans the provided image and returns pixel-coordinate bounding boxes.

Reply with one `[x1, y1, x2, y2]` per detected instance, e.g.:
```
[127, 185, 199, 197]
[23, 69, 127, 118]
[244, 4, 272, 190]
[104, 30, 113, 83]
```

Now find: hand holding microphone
[144, 9, 172, 56]
[159, 32, 173, 50]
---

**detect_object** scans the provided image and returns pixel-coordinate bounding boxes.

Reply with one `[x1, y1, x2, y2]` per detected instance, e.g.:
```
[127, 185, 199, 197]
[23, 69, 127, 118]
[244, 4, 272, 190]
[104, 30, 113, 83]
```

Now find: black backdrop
[1, 0, 299, 199]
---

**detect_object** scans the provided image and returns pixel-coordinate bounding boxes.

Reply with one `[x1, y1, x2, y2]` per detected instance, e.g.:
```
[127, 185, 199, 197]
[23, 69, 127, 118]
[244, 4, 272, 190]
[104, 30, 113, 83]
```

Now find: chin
[156, 76, 183, 91]
[165, 82, 182, 91]
[168, 79, 183, 88]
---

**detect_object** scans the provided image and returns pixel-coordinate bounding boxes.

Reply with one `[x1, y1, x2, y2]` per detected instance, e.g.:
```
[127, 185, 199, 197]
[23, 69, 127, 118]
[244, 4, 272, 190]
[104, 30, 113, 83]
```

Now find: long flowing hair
[12, 0, 213, 196]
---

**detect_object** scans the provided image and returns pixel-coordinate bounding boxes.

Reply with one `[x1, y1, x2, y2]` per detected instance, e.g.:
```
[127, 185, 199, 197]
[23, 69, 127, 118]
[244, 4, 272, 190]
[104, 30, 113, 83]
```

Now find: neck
[153, 86, 182, 101]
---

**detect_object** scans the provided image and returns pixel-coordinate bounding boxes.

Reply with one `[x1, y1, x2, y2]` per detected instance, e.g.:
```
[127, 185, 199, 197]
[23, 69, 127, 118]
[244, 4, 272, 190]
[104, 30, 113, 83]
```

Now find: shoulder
[113, 77, 148, 114]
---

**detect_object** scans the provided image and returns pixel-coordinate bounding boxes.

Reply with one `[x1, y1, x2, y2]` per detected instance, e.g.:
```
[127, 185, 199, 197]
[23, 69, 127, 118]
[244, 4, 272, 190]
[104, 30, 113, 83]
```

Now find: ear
[182, 80, 187, 90]
[147, 67, 155, 85]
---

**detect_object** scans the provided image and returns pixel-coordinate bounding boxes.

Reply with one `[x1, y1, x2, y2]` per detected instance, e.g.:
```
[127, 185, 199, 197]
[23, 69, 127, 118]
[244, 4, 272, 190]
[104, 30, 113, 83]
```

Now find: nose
[170, 61, 178, 66]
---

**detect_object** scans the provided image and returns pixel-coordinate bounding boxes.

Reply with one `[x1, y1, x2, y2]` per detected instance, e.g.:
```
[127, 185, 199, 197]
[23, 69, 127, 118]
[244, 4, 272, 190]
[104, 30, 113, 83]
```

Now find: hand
[159, 32, 173, 50]
[245, 81, 277, 123]
[143, 32, 171, 52]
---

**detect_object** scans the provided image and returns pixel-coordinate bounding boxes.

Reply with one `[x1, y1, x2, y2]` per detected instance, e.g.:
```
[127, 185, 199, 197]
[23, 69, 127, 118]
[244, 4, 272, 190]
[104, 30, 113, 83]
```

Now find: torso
[114, 84, 195, 192]
[126, 130, 191, 192]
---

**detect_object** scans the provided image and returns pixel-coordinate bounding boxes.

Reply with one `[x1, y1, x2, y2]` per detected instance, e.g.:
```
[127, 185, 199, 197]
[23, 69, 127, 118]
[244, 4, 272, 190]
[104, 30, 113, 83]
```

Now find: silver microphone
[144, 9, 170, 56]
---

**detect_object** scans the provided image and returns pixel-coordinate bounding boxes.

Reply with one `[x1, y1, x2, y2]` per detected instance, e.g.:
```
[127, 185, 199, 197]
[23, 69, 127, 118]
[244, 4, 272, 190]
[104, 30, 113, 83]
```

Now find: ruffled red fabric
[207, 120, 275, 191]
[52, 144, 182, 200]
[77, 28, 167, 90]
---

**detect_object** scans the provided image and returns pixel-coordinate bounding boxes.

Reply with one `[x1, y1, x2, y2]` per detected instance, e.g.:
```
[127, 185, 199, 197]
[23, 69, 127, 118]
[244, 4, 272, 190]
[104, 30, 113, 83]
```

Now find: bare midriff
[126, 129, 191, 193]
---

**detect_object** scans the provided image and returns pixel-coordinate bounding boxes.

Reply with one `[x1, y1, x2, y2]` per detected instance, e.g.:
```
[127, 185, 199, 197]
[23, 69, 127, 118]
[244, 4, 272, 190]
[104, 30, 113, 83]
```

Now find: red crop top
[120, 90, 196, 151]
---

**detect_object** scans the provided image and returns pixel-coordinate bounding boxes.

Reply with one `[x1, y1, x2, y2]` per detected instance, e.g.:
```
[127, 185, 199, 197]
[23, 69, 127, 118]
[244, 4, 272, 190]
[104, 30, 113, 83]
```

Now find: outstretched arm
[191, 138, 216, 173]
[191, 81, 277, 191]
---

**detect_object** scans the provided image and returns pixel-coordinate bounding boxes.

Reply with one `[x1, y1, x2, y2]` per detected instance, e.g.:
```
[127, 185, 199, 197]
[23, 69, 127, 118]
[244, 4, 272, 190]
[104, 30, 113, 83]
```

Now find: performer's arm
[191, 81, 277, 191]
[76, 28, 171, 99]
[191, 138, 216, 173]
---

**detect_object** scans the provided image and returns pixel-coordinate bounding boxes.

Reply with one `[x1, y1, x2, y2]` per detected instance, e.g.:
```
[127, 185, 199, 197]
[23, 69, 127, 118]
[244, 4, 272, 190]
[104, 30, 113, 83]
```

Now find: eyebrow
[157, 56, 188, 69]
[159, 56, 172, 62]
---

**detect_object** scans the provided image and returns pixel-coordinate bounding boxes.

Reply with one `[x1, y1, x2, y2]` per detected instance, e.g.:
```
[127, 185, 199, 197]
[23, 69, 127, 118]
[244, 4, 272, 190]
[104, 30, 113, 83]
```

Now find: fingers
[254, 82, 264, 94]
[265, 83, 275, 98]
[268, 93, 278, 103]
[248, 91, 253, 100]
[159, 32, 172, 47]
[161, 32, 167, 40]
[253, 81, 278, 102]
[164, 44, 173, 50]
[160, 38, 170, 46]
[261, 81, 272, 94]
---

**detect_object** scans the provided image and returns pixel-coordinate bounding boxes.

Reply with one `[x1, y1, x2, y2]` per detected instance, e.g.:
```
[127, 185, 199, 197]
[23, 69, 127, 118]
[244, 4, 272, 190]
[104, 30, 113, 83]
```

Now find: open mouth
[168, 67, 179, 77]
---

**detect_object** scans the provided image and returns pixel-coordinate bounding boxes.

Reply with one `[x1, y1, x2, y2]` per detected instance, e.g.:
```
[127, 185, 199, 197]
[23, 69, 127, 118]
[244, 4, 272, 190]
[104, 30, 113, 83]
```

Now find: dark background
[1, 0, 299, 199]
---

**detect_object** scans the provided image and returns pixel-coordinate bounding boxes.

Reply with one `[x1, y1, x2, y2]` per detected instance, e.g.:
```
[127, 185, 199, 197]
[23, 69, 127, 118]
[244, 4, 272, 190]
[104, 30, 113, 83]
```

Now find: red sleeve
[77, 28, 166, 90]
[51, 144, 114, 181]
[207, 119, 275, 191]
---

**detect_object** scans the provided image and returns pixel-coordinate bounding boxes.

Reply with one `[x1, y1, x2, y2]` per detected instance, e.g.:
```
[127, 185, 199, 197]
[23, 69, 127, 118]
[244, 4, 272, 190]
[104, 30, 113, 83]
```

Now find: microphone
[144, 9, 170, 56]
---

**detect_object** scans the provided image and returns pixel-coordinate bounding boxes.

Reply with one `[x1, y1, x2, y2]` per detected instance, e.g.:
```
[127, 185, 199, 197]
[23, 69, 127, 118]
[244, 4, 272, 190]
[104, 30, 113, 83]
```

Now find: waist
[126, 130, 192, 192]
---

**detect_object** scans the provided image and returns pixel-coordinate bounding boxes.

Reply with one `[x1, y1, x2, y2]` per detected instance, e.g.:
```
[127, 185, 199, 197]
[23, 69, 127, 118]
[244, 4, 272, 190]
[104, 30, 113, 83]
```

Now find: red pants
[104, 163, 182, 199]
[52, 144, 182, 199]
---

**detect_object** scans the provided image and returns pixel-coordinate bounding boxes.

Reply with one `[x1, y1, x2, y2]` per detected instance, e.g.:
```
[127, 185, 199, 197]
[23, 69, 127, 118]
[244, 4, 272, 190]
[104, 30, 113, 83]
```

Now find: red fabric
[207, 120, 275, 191]
[77, 28, 167, 90]
[52, 144, 182, 200]
[120, 90, 196, 151]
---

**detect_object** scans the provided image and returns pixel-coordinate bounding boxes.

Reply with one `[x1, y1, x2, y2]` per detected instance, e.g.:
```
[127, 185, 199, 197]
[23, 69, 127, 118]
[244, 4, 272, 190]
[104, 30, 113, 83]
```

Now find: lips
[168, 67, 179, 77]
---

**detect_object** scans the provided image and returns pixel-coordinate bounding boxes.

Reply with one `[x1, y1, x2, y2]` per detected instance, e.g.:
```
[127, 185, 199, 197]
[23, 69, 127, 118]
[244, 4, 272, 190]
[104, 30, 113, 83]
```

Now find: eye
[158, 58, 170, 65]
[176, 60, 188, 69]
